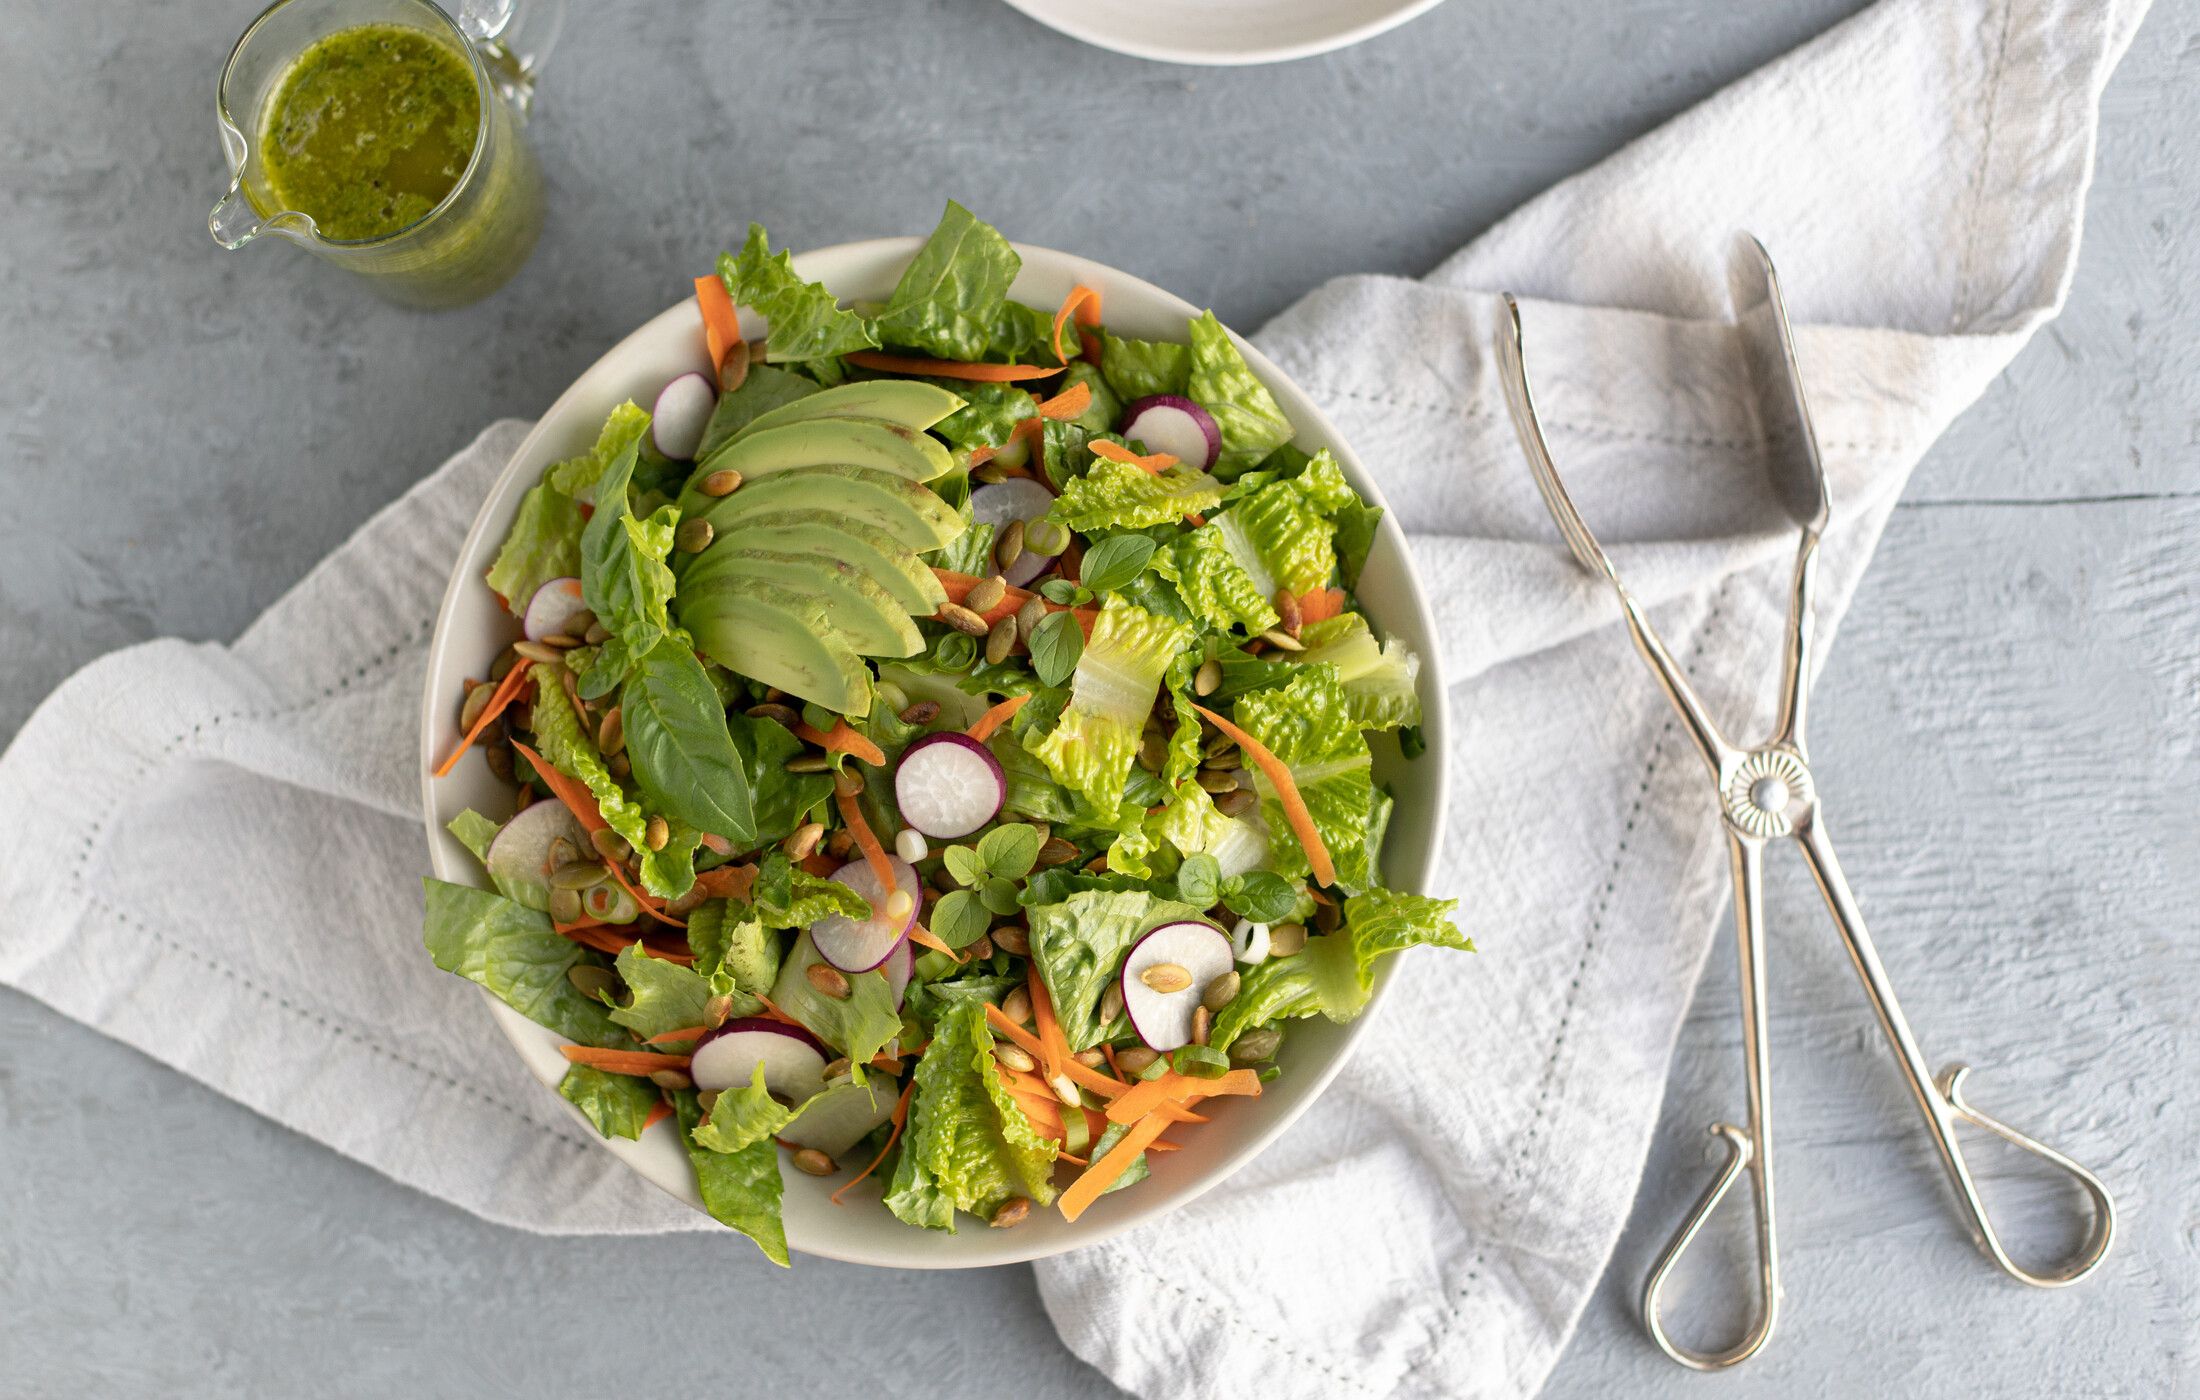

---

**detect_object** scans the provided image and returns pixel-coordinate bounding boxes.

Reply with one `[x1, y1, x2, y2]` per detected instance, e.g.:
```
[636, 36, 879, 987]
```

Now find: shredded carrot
[933, 569, 1097, 636]
[844, 351, 1056, 382]
[965, 693, 1031, 744]
[556, 926, 625, 957]
[835, 788, 899, 914]
[1051, 285, 1102, 364]
[645, 1025, 709, 1045]
[697, 832, 736, 857]
[434, 659, 535, 778]
[1297, 588, 1347, 624]
[831, 1081, 913, 1205]
[692, 863, 757, 902]
[1035, 380, 1092, 422]
[795, 719, 886, 767]
[694, 275, 741, 383]
[907, 923, 965, 962]
[643, 1098, 674, 1132]
[799, 852, 840, 878]
[1145, 1139, 1179, 1152]
[558, 1045, 692, 1075]
[1027, 966, 1071, 1084]
[1056, 1150, 1090, 1168]
[752, 994, 806, 1030]
[1101, 1044, 1124, 1080]
[1191, 703, 1336, 887]
[1090, 439, 1177, 475]
[1060, 1112, 1172, 1222]
[510, 741, 608, 834]
[602, 859, 686, 929]
[985, 1004, 1047, 1060]
[1106, 1068, 1261, 1126]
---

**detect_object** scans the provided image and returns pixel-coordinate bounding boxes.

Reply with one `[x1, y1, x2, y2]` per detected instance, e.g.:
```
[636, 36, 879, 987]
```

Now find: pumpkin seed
[1115, 1047, 1161, 1075]
[986, 616, 1017, 665]
[746, 701, 800, 727]
[995, 519, 1026, 572]
[899, 700, 940, 724]
[1137, 732, 1167, 773]
[826, 829, 856, 859]
[806, 962, 851, 1000]
[989, 1196, 1032, 1228]
[990, 925, 1029, 956]
[1194, 658, 1222, 696]
[548, 887, 582, 924]
[783, 822, 825, 860]
[675, 518, 714, 553]
[595, 706, 625, 756]
[938, 602, 990, 636]
[784, 753, 831, 773]
[590, 827, 632, 863]
[1215, 788, 1258, 818]
[966, 575, 1008, 615]
[718, 338, 751, 394]
[1025, 518, 1069, 556]
[821, 1057, 852, 1081]
[1048, 1071, 1082, 1107]
[1268, 922, 1309, 956]
[538, 632, 581, 649]
[1259, 629, 1305, 653]
[484, 743, 515, 783]
[704, 994, 735, 1030]
[1314, 898, 1343, 933]
[1203, 749, 1243, 773]
[563, 609, 597, 637]
[1274, 588, 1304, 638]
[1196, 768, 1241, 794]
[1073, 1048, 1106, 1069]
[512, 639, 565, 665]
[697, 468, 743, 497]
[1016, 595, 1047, 642]
[459, 682, 496, 732]
[791, 1148, 837, 1177]
[666, 884, 708, 917]
[489, 648, 518, 681]
[697, 1089, 721, 1115]
[584, 621, 611, 645]
[1001, 985, 1033, 1025]
[1099, 983, 1124, 1025]
[643, 815, 669, 851]
[648, 1068, 693, 1092]
[1191, 1006, 1212, 1046]
[1140, 963, 1193, 994]
[1202, 970, 1241, 1013]
[1083, 854, 1109, 874]
[567, 964, 620, 999]
[513, 786, 535, 813]
[972, 457, 1009, 484]
[996, 1043, 1037, 1073]
[831, 765, 864, 799]
[552, 859, 610, 890]
[1230, 1028, 1283, 1065]
[1036, 836, 1080, 867]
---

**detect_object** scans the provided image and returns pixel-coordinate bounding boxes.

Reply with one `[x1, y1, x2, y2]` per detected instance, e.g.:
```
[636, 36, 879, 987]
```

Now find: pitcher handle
[458, 0, 564, 114]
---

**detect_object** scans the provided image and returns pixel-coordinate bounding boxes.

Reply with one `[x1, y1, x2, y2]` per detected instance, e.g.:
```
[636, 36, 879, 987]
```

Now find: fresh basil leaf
[620, 640, 755, 846]
[1222, 870, 1298, 923]
[1028, 610, 1084, 687]
[942, 844, 983, 887]
[975, 824, 1042, 880]
[1078, 535, 1157, 595]
[1039, 578, 1081, 605]
[870, 201, 1021, 363]
[579, 440, 677, 666]
[1175, 853, 1222, 908]
[930, 890, 992, 949]
[978, 877, 1022, 916]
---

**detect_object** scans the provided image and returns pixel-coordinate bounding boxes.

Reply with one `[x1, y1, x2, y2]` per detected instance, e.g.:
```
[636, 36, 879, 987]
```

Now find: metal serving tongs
[1495, 236, 2118, 1371]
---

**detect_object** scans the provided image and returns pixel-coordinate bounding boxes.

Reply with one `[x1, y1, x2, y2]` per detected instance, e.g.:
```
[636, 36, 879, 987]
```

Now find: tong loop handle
[1930, 1063, 2119, 1288]
[1642, 1123, 1781, 1371]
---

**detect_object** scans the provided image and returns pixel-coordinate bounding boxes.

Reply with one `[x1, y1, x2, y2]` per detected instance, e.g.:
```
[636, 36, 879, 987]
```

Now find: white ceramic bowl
[420, 238, 1449, 1266]
[999, 0, 1450, 66]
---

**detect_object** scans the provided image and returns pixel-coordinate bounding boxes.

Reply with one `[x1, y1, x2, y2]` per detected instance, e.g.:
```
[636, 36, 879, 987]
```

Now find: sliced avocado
[689, 509, 946, 615]
[696, 464, 961, 552]
[693, 416, 955, 490]
[736, 380, 965, 438]
[680, 548, 923, 659]
[678, 578, 871, 716]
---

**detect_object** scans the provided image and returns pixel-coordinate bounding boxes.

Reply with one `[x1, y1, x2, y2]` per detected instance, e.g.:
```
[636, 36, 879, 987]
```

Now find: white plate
[419, 238, 1450, 1267]
[1001, 0, 1449, 66]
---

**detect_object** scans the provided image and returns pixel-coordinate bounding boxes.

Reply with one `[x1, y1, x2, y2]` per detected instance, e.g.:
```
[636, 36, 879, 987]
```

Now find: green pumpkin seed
[1259, 629, 1305, 653]
[1000, 986, 1033, 1025]
[458, 682, 495, 732]
[792, 1148, 837, 1177]
[648, 1068, 693, 1092]
[643, 815, 669, 851]
[590, 827, 631, 863]
[566, 964, 620, 1000]
[1099, 982, 1123, 1025]
[972, 457, 1009, 484]
[785, 753, 831, 774]
[704, 994, 735, 1029]
[552, 860, 609, 891]
[512, 639, 565, 665]
[1229, 1028, 1283, 1065]
[1215, 788, 1258, 818]
[1138, 733, 1167, 773]
[1194, 658, 1222, 696]
[548, 887, 582, 924]
[1268, 922, 1308, 956]
[783, 822, 825, 860]
[995, 519, 1026, 572]
[675, 518, 714, 554]
[483, 743, 514, 783]
[1024, 518, 1069, 556]
[1201, 970, 1241, 1013]
[1196, 768, 1240, 794]
[1016, 595, 1047, 642]
[583, 621, 611, 645]
[597, 707, 625, 756]
[986, 616, 1017, 666]
[1114, 1046, 1160, 1075]
[697, 468, 743, 497]
[938, 602, 991, 637]
[966, 575, 1009, 615]
[697, 1089, 720, 1115]
[833, 765, 864, 798]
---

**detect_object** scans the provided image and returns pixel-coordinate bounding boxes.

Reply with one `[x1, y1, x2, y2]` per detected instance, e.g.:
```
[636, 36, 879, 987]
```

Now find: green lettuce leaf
[870, 201, 1020, 362]
[484, 485, 583, 610]
[883, 1002, 1058, 1231]
[609, 942, 753, 1043]
[421, 879, 627, 1047]
[930, 381, 1037, 451]
[1050, 460, 1225, 533]
[446, 808, 501, 865]
[1212, 479, 1336, 598]
[696, 364, 820, 461]
[544, 401, 653, 502]
[1026, 889, 1204, 1050]
[1099, 330, 1190, 402]
[1211, 887, 1470, 1049]
[1153, 782, 1271, 878]
[1154, 523, 1280, 635]
[674, 1089, 787, 1265]
[1290, 448, 1356, 514]
[726, 713, 833, 847]
[685, 899, 781, 994]
[559, 1065, 660, 1140]
[526, 680, 696, 897]
[1232, 665, 1374, 890]
[1291, 614, 1423, 731]
[1187, 311, 1294, 476]
[620, 638, 755, 845]
[769, 933, 901, 1065]
[1060, 362, 1121, 432]
[987, 299, 1065, 365]
[720, 224, 879, 366]
[693, 1064, 797, 1154]
[1029, 596, 1194, 810]
[578, 437, 679, 682]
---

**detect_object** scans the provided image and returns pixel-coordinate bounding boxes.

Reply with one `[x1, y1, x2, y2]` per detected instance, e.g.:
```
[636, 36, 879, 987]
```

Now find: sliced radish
[651, 371, 717, 461]
[690, 1017, 829, 1099]
[810, 856, 920, 972]
[1120, 921, 1234, 1052]
[482, 799, 591, 911]
[882, 939, 914, 1009]
[970, 478, 1059, 587]
[521, 577, 589, 641]
[778, 1077, 900, 1157]
[1119, 395, 1221, 470]
[894, 733, 1005, 839]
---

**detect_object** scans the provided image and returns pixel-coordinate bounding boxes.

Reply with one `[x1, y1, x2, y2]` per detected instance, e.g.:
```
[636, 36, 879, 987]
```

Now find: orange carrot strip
[799, 852, 839, 878]
[844, 351, 1056, 382]
[510, 741, 608, 834]
[1191, 703, 1336, 887]
[433, 659, 535, 778]
[965, 694, 1031, 745]
[643, 1099, 674, 1132]
[1035, 380, 1092, 422]
[985, 1004, 1047, 1060]
[1105, 1071, 1184, 1126]
[602, 860, 686, 929]
[752, 994, 806, 1030]
[933, 569, 1098, 636]
[1090, 439, 1177, 475]
[1051, 285, 1102, 363]
[907, 923, 966, 962]
[1297, 588, 1347, 624]
[1106, 1068, 1260, 1125]
[558, 1045, 692, 1075]
[694, 275, 740, 382]
[1056, 1150, 1090, 1168]
[795, 720, 886, 767]
[832, 1081, 914, 1205]
[1027, 967, 1071, 1083]
[835, 788, 898, 913]
[1060, 1111, 1172, 1222]
[692, 863, 757, 903]
[556, 926, 626, 957]
[645, 1025, 709, 1045]
[1153, 1102, 1209, 1125]
[1145, 1139, 1179, 1152]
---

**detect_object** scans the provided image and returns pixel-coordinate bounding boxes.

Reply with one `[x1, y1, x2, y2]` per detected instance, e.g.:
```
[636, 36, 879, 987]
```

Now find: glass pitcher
[208, 0, 561, 308]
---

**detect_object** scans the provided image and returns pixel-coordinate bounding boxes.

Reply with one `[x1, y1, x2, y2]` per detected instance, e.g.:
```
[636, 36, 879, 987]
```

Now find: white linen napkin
[0, 0, 2145, 1393]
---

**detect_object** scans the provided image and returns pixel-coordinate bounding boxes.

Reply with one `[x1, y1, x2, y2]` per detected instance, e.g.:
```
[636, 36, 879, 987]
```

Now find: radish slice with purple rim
[651, 371, 717, 461]
[521, 577, 589, 641]
[1120, 921, 1235, 1052]
[1119, 395, 1221, 470]
[970, 478, 1059, 587]
[810, 856, 920, 972]
[483, 799, 591, 911]
[690, 1017, 829, 1099]
[894, 732, 1005, 839]
[777, 1077, 899, 1157]
[882, 939, 914, 1009]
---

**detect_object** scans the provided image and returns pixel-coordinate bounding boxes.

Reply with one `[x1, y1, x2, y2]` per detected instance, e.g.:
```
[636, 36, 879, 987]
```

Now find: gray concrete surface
[3, 1, 2194, 1396]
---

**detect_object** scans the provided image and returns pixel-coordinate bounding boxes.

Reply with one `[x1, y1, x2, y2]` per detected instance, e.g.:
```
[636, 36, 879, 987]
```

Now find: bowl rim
[418, 236, 1450, 1267]
[996, 0, 1451, 67]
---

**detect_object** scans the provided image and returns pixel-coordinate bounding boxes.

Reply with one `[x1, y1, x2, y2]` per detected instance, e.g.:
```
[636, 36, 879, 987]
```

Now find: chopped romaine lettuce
[1049, 460, 1225, 533]
[1211, 887, 1470, 1050]
[674, 1089, 788, 1265]
[1290, 448, 1356, 514]
[769, 933, 901, 1066]
[1187, 311, 1294, 477]
[693, 1064, 797, 1154]
[1154, 523, 1280, 635]
[930, 381, 1038, 450]
[421, 879, 628, 1047]
[1211, 479, 1336, 598]
[1026, 889, 1203, 1050]
[870, 201, 1022, 363]
[544, 401, 653, 502]
[559, 1065, 660, 1141]
[484, 485, 583, 610]
[1029, 596, 1194, 810]
[1153, 782, 1271, 878]
[1291, 614, 1423, 731]
[609, 942, 751, 1043]
[1231, 665, 1375, 891]
[884, 1002, 1057, 1231]
[446, 808, 501, 865]
[720, 224, 879, 366]
[1099, 330, 1190, 402]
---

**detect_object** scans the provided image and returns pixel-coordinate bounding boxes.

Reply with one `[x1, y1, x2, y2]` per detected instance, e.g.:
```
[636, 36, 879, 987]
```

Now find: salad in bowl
[421, 203, 1471, 1264]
